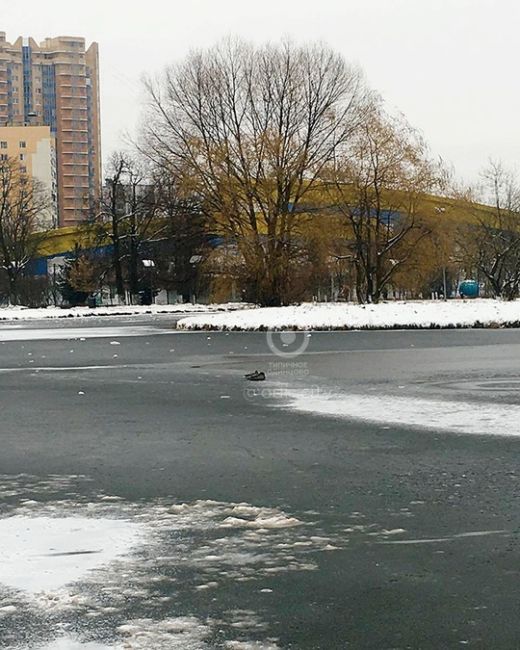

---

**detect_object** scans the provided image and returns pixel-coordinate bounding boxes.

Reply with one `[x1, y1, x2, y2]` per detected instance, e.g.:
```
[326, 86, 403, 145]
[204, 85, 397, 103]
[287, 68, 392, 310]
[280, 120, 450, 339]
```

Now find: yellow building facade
[0, 124, 58, 228]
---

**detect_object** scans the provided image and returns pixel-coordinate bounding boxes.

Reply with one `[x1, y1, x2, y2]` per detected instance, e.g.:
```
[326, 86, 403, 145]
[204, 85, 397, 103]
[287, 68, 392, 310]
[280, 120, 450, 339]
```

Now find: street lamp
[142, 259, 155, 304]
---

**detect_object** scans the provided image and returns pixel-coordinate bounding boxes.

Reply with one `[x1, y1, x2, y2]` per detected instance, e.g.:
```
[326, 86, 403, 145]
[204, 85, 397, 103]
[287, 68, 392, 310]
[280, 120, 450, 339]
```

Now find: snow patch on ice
[0, 326, 170, 342]
[115, 616, 211, 648]
[0, 516, 143, 593]
[219, 514, 302, 529]
[283, 390, 520, 437]
[38, 641, 111, 650]
[0, 475, 340, 650]
[224, 641, 280, 650]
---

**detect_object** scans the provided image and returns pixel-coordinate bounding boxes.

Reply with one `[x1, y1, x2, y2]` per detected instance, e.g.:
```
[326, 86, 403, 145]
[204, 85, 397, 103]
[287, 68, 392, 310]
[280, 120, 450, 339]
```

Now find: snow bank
[0, 303, 248, 322]
[176, 299, 520, 331]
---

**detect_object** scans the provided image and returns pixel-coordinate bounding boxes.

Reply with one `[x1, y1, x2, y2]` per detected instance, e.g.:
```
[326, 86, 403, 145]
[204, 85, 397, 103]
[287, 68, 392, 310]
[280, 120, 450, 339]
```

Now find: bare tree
[328, 107, 442, 303]
[141, 39, 370, 305]
[0, 158, 49, 304]
[99, 152, 159, 303]
[152, 169, 210, 302]
[458, 160, 520, 299]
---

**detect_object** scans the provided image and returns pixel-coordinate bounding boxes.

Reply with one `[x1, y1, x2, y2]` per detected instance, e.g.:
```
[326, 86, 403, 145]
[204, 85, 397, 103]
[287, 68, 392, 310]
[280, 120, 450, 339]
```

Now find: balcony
[62, 158, 89, 165]
[60, 109, 87, 115]
[61, 118, 88, 123]
[62, 169, 89, 176]
[58, 128, 88, 133]
[60, 111, 87, 118]
[60, 138, 89, 145]
[56, 73, 86, 79]
[62, 176, 89, 184]
[62, 186, 90, 193]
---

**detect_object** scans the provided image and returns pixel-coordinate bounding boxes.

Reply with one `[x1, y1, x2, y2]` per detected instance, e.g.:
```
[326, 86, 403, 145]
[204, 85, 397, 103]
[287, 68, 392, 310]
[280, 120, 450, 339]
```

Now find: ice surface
[0, 476, 345, 650]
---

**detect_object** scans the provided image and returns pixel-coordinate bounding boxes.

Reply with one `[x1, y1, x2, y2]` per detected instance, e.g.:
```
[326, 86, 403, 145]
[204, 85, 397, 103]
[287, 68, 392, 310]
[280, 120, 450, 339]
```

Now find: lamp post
[434, 206, 449, 301]
[142, 259, 155, 304]
[52, 263, 58, 306]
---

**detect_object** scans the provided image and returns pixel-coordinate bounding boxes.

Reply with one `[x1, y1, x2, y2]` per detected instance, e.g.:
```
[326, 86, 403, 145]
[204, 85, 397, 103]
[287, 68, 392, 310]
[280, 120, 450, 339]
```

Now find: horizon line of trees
[1, 38, 520, 307]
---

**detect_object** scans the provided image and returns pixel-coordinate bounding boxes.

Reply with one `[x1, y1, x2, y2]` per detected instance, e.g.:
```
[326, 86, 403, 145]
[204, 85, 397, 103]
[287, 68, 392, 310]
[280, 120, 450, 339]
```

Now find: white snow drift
[0, 303, 248, 322]
[177, 299, 520, 331]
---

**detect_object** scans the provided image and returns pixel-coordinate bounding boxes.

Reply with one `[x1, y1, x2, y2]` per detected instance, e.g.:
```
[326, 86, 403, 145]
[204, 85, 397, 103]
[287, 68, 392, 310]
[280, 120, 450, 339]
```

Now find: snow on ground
[176, 299, 520, 331]
[0, 303, 249, 322]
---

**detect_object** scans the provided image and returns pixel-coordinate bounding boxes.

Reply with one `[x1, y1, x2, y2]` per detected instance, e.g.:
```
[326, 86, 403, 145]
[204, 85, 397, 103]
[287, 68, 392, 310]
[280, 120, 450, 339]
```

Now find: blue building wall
[27, 245, 114, 277]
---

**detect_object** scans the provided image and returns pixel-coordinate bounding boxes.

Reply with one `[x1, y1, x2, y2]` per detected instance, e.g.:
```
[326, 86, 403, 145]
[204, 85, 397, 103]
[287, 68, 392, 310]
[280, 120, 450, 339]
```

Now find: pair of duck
[244, 370, 266, 382]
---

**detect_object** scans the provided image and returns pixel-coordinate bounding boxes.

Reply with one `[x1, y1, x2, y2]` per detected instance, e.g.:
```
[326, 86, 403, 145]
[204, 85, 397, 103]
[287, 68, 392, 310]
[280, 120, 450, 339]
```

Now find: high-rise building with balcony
[0, 32, 101, 227]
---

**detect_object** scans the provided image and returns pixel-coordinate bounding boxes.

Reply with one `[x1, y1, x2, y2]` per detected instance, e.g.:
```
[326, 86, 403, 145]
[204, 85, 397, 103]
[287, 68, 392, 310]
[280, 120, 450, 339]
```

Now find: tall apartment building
[0, 32, 101, 227]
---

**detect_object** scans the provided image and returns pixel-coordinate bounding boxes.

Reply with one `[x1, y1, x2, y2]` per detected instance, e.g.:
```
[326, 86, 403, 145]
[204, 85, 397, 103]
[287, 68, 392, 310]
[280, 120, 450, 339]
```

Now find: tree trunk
[112, 236, 125, 303]
[128, 233, 139, 301]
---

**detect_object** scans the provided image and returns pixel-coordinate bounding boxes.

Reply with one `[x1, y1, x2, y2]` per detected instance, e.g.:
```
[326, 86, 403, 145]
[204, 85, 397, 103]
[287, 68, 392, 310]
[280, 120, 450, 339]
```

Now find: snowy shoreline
[176, 299, 520, 332]
[0, 303, 248, 322]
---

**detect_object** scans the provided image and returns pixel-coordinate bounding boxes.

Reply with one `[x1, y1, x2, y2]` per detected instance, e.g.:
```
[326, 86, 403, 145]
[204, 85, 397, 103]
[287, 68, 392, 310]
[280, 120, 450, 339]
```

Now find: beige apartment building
[0, 124, 58, 228]
[0, 32, 101, 227]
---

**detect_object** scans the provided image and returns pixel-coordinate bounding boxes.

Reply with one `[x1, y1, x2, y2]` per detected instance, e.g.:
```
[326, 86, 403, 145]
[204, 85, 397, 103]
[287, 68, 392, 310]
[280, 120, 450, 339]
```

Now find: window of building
[19, 141, 26, 148]
[20, 166, 27, 174]
[0, 154, 8, 161]
[20, 154, 26, 161]
[0, 142, 7, 149]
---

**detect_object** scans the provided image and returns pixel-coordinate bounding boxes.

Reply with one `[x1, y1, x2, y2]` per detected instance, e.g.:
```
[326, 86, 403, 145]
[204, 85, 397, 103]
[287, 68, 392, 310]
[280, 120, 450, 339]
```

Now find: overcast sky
[4, 0, 520, 182]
